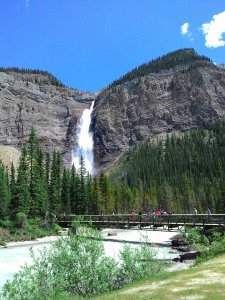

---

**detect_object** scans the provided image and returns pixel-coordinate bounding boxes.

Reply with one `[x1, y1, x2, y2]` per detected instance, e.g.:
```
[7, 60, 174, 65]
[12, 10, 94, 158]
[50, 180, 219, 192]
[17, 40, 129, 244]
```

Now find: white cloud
[181, 22, 189, 35]
[181, 22, 194, 41]
[201, 11, 225, 48]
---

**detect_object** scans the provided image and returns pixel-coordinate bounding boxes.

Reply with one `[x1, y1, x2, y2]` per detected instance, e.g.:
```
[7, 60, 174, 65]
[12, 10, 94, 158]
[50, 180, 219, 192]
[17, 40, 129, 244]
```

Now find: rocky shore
[0, 235, 59, 249]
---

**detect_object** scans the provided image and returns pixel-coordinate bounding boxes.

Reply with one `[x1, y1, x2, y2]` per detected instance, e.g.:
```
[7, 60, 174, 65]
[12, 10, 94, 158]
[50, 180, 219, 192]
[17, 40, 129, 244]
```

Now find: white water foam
[72, 101, 95, 174]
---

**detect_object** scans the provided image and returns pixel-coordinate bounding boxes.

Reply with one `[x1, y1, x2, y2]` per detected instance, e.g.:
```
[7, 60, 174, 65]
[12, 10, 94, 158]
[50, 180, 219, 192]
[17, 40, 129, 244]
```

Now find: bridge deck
[57, 214, 225, 230]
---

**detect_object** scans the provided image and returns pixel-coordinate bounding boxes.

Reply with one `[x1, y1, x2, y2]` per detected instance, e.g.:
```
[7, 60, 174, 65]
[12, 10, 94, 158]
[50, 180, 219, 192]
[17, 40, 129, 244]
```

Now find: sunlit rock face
[92, 64, 225, 171]
[1, 54, 225, 173]
[0, 70, 95, 165]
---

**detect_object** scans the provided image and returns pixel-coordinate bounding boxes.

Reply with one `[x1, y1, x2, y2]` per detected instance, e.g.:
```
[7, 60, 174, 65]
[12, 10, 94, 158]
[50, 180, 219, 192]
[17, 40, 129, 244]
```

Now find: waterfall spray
[72, 101, 95, 174]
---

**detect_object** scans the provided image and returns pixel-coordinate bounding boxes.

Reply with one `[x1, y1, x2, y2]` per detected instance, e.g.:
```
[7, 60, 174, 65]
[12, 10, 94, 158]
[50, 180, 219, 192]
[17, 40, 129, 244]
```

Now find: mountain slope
[0, 49, 225, 171]
[92, 49, 225, 170]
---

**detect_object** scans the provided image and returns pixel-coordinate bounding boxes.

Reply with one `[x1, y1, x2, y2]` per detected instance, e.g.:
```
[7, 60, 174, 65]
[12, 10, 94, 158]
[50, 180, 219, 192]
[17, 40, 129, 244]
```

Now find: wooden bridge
[57, 214, 225, 231]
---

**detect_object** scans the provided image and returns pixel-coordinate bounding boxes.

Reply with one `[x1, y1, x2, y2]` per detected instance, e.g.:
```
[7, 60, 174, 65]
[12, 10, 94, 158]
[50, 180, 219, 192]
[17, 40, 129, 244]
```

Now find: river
[0, 228, 180, 291]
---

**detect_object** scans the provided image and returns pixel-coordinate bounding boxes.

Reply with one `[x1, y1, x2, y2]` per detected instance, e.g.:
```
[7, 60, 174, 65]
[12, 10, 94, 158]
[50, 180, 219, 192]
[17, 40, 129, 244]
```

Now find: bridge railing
[57, 214, 225, 228]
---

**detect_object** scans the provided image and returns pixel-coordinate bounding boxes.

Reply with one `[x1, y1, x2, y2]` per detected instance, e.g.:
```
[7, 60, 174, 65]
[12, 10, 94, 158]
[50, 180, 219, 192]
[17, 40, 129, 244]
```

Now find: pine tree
[70, 164, 79, 213]
[0, 161, 10, 218]
[92, 176, 102, 214]
[77, 156, 87, 214]
[27, 128, 47, 217]
[49, 151, 61, 214]
[9, 163, 17, 218]
[31, 148, 48, 217]
[14, 147, 31, 216]
[99, 171, 114, 213]
[45, 153, 51, 214]
[85, 173, 93, 214]
[61, 168, 71, 214]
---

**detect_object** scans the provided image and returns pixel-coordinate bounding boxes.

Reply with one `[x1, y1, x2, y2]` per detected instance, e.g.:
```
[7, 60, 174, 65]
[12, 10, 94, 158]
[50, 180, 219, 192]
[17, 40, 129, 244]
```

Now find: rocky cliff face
[0, 70, 95, 165]
[92, 63, 225, 170]
[1, 50, 225, 172]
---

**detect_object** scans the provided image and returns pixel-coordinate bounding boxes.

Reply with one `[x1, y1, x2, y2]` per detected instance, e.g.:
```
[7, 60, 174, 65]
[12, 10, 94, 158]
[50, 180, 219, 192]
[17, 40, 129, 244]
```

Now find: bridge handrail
[57, 214, 225, 224]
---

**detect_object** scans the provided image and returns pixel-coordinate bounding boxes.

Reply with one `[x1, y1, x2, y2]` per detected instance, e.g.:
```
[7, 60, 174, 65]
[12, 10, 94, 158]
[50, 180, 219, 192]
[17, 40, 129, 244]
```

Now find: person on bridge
[146, 210, 151, 219]
[130, 211, 135, 221]
[207, 208, 211, 220]
[156, 210, 161, 217]
[194, 208, 197, 215]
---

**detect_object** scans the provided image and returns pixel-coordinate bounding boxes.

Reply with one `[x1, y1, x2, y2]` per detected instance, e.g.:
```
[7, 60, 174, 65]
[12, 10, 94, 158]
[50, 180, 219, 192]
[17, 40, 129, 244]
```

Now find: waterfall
[72, 101, 95, 174]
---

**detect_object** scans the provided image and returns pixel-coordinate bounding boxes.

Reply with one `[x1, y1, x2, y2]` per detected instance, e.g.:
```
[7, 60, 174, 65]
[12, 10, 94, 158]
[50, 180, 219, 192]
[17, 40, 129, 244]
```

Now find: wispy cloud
[25, 0, 30, 8]
[201, 11, 225, 48]
[181, 22, 194, 41]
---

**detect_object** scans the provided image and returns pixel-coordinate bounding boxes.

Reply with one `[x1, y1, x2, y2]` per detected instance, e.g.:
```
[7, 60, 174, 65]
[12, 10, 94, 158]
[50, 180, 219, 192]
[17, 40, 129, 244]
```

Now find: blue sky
[0, 0, 225, 92]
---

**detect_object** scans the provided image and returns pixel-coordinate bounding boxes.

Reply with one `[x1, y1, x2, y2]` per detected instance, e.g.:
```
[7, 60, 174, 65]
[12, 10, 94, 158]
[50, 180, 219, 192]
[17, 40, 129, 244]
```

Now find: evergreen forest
[0, 67, 65, 87]
[110, 121, 225, 214]
[0, 128, 116, 225]
[1, 121, 225, 229]
[109, 48, 211, 88]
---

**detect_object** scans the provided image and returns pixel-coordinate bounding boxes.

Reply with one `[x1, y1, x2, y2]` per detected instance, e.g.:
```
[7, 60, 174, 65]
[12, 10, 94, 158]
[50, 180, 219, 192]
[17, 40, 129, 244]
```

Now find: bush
[186, 228, 209, 246]
[209, 236, 225, 256]
[198, 235, 225, 262]
[52, 223, 62, 233]
[0, 219, 13, 229]
[119, 238, 159, 283]
[15, 213, 27, 229]
[28, 217, 42, 227]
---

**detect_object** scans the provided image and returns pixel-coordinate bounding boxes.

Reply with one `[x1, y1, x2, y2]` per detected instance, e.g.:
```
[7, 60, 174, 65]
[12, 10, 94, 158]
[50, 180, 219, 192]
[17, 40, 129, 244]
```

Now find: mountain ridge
[92, 54, 225, 170]
[0, 48, 224, 171]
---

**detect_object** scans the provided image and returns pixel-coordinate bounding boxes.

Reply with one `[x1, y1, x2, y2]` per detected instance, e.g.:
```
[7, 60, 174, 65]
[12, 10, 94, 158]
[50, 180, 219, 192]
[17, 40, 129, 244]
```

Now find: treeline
[2, 122, 225, 221]
[0, 66, 65, 87]
[109, 48, 211, 88]
[109, 121, 225, 213]
[0, 128, 116, 222]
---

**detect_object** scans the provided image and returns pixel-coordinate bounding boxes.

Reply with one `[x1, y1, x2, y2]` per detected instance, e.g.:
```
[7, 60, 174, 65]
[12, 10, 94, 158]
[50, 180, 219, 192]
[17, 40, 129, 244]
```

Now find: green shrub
[0, 238, 6, 246]
[119, 239, 159, 283]
[0, 219, 13, 229]
[52, 223, 62, 233]
[199, 235, 225, 261]
[15, 212, 27, 229]
[186, 228, 209, 246]
[210, 236, 225, 256]
[29, 217, 42, 227]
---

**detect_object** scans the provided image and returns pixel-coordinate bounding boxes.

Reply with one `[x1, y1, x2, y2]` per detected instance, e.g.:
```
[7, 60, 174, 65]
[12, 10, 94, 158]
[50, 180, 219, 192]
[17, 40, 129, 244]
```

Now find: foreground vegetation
[186, 227, 225, 264]
[88, 254, 225, 300]
[1, 223, 161, 300]
[2, 224, 225, 299]
[46, 253, 225, 300]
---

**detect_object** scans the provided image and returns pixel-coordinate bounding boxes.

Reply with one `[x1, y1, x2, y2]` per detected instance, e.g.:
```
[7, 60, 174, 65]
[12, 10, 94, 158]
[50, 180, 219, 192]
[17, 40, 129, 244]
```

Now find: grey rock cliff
[0, 71, 95, 165]
[1, 53, 225, 172]
[92, 64, 225, 170]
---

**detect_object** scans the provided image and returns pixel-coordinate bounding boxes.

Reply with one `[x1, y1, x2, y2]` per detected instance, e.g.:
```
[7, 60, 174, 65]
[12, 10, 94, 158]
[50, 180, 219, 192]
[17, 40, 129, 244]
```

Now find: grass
[52, 254, 225, 300]
[99, 255, 225, 300]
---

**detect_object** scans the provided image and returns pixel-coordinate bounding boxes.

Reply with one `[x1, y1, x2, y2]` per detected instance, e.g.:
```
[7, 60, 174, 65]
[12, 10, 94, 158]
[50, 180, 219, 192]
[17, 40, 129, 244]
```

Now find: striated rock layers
[0, 71, 95, 165]
[92, 63, 225, 170]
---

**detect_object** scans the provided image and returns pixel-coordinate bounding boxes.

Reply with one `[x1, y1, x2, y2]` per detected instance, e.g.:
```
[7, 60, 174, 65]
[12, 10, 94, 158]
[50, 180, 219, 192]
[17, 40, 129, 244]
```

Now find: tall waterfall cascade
[72, 101, 95, 174]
